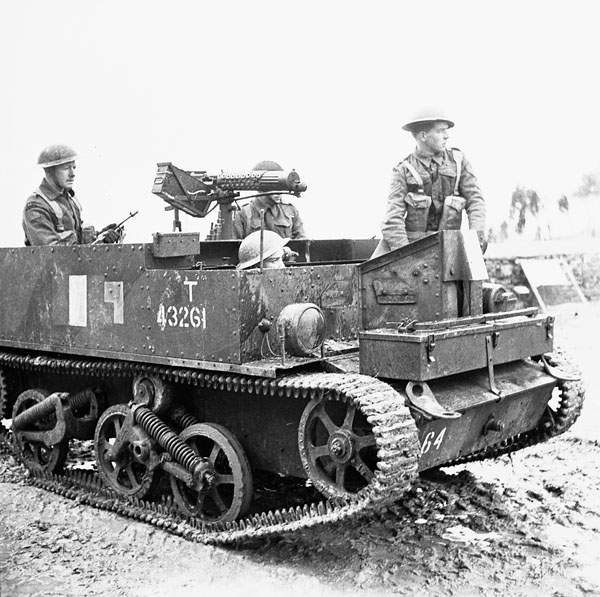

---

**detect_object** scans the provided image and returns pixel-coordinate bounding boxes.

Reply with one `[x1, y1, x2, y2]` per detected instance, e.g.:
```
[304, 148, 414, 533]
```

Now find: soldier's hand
[100, 223, 121, 244]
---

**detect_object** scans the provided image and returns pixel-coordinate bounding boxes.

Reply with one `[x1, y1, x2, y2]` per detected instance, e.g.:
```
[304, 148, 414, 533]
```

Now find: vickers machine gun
[152, 162, 307, 237]
[0, 161, 584, 547]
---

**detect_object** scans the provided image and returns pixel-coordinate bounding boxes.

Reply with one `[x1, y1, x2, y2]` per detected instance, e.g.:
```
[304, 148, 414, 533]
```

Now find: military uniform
[233, 195, 306, 240]
[22, 177, 87, 246]
[373, 147, 486, 256]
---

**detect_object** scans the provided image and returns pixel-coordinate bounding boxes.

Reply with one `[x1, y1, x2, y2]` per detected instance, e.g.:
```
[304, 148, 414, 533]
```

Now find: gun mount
[152, 162, 307, 237]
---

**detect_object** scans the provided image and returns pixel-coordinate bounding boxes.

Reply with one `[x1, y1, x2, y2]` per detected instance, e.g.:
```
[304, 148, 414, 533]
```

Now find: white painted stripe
[69, 275, 87, 327]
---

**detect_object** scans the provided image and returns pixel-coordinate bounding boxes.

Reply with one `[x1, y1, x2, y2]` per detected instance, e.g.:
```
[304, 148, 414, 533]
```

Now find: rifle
[92, 211, 139, 244]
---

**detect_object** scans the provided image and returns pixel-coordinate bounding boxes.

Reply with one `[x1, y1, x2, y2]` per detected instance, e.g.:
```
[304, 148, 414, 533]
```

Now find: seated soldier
[232, 160, 306, 240]
[237, 230, 289, 270]
[23, 144, 120, 246]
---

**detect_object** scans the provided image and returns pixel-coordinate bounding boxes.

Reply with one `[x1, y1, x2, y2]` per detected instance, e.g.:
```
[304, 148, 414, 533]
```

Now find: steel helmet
[402, 110, 454, 132]
[252, 160, 283, 171]
[37, 144, 78, 168]
[237, 230, 289, 269]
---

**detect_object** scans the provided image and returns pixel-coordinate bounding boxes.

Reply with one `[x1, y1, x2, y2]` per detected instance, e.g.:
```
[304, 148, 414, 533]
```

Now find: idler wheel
[11, 389, 68, 473]
[170, 423, 252, 523]
[94, 404, 161, 499]
[298, 398, 377, 499]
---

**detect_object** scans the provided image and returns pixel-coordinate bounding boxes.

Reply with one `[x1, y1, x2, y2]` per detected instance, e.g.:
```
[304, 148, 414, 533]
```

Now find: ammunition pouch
[438, 194, 466, 230]
[82, 226, 96, 244]
[404, 192, 432, 239]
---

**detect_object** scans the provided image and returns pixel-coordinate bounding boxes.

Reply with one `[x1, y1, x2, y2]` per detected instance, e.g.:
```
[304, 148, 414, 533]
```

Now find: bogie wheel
[170, 423, 253, 523]
[94, 403, 161, 499]
[299, 397, 378, 499]
[11, 389, 69, 473]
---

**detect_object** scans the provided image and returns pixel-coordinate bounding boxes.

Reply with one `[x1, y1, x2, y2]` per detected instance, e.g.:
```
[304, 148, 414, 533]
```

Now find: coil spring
[13, 390, 95, 430]
[70, 389, 94, 410]
[169, 407, 198, 430]
[134, 406, 199, 472]
[12, 393, 67, 430]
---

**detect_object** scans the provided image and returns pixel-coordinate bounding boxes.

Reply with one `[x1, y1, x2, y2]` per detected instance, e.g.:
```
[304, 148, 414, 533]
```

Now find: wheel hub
[327, 431, 354, 464]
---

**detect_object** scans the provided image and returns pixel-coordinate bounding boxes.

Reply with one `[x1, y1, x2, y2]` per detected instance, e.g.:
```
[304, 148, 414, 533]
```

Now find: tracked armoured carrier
[0, 164, 585, 543]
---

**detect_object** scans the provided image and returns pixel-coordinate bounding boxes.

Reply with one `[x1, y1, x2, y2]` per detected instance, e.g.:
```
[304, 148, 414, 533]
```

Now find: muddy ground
[1, 302, 599, 597]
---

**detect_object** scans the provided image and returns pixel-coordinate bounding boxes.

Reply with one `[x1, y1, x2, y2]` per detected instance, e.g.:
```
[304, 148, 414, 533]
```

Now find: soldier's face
[262, 193, 281, 205]
[422, 122, 450, 153]
[54, 162, 76, 190]
[263, 249, 285, 268]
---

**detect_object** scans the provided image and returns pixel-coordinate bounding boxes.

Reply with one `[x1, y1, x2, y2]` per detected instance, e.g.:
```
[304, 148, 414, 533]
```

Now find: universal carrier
[0, 164, 584, 541]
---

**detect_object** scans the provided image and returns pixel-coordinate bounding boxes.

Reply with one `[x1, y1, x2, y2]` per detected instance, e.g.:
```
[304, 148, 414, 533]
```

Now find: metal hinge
[485, 334, 504, 399]
[426, 334, 436, 363]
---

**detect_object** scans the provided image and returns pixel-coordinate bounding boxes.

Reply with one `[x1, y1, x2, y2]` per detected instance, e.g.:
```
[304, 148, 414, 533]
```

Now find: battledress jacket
[373, 147, 486, 257]
[22, 178, 85, 246]
[232, 195, 306, 240]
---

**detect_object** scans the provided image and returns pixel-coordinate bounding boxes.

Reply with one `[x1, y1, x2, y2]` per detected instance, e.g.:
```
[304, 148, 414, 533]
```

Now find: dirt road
[1, 303, 599, 597]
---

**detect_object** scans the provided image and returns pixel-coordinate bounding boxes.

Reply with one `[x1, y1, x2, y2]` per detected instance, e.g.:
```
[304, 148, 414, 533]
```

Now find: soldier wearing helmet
[22, 145, 120, 246]
[371, 111, 486, 257]
[232, 160, 306, 241]
[237, 230, 289, 270]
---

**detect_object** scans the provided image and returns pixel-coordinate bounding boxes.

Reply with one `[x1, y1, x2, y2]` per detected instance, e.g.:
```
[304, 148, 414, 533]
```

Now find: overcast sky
[2, 0, 599, 246]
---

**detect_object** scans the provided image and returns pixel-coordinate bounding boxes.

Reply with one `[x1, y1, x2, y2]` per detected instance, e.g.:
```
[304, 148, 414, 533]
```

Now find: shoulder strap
[69, 192, 83, 213]
[452, 149, 462, 195]
[34, 189, 65, 232]
[403, 161, 424, 189]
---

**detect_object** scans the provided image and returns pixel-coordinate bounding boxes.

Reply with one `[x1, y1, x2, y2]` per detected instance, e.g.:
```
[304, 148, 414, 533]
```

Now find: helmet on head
[252, 160, 283, 172]
[237, 230, 289, 270]
[37, 144, 78, 168]
[402, 110, 454, 132]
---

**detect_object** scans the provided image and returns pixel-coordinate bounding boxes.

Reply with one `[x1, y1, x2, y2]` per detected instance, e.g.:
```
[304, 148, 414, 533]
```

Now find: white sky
[2, 0, 600, 246]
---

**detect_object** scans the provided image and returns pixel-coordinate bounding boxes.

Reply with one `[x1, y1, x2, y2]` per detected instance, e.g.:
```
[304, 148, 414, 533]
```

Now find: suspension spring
[133, 405, 200, 473]
[169, 407, 198, 430]
[12, 393, 67, 430]
[69, 388, 95, 410]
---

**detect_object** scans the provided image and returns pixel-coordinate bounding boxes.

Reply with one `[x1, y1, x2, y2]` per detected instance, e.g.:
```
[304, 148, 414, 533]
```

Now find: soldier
[23, 144, 120, 246]
[232, 160, 306, 240]
[237, 230, 289, 270]
[372, 112, 486, 258]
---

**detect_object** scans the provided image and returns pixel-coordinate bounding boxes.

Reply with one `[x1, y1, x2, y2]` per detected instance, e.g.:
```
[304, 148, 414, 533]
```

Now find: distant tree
[510, 186, 540, 234]
[558, 195, 569, 213]
[575, 172, 600, 197]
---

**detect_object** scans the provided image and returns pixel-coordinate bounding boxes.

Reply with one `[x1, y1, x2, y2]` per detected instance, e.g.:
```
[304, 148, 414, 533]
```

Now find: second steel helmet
[252, 160, 283, 171]
[37, 144, 78, 168]
[237, 230, 290, 270]
[401, 110, 454, 132]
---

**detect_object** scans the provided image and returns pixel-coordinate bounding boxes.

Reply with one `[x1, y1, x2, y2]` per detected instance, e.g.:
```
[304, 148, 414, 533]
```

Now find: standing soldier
[372, 111, 486, 258]
[23, 144, 120, 246]
[232, 160, 306, 240]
